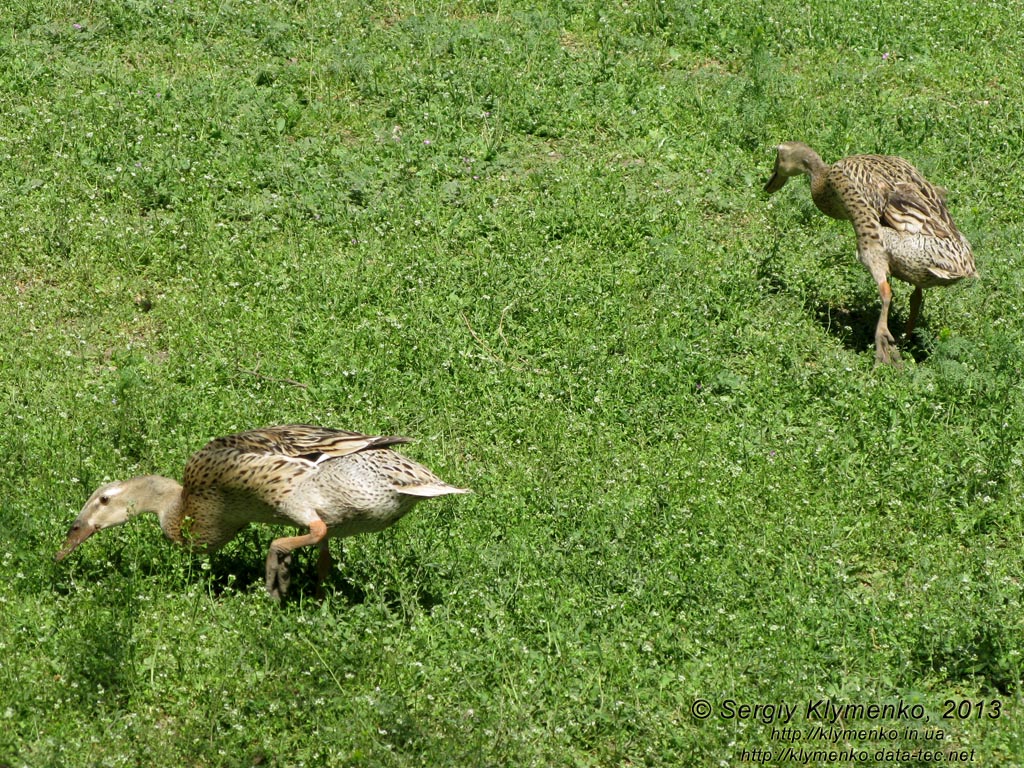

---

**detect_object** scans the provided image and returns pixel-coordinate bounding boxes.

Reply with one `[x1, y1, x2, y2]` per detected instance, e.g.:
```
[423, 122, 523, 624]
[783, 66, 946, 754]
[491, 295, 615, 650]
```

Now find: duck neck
[804, 151, 836, 213]
[134, 475, 185, 534]
[803, 150, 829, 186]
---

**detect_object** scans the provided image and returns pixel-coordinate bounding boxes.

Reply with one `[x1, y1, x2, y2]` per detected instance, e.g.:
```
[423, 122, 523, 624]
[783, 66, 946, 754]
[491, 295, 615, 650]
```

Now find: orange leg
[315, 538, 334, 600]
[874, 279, 902, 367]
[265, 518, 328, 601]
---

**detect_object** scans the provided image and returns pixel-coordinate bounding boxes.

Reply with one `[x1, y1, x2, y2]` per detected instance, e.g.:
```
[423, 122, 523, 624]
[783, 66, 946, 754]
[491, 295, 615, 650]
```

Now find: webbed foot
[874, 329, 903, 368]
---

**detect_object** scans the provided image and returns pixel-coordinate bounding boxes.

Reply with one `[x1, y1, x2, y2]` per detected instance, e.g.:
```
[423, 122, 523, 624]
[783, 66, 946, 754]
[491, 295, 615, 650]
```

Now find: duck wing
[215, 425, 410, 463]
[183, 426, 412, 504]
[881, 179, 960, 240]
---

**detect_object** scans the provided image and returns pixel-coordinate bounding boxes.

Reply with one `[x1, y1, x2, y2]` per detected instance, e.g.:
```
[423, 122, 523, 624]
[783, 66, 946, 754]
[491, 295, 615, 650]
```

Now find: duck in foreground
[56, 425, 471, 600]
[765, 141, 977, 366]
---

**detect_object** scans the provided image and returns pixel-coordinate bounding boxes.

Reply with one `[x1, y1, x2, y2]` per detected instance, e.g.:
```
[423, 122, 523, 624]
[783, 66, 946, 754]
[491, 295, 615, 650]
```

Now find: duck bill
[764, 169, 789, 194]
[54, 521, 97, 562]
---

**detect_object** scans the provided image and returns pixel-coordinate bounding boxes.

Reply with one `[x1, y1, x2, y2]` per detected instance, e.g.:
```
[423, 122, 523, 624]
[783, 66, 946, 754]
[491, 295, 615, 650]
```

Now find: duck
[764, 141, 977, 365]
[55, 425, 471, 600]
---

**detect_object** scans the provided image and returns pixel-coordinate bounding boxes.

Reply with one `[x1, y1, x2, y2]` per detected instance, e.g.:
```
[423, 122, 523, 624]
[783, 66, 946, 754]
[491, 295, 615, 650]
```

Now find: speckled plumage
[765, 141, 977, 365]
[55, 425, 470, 600]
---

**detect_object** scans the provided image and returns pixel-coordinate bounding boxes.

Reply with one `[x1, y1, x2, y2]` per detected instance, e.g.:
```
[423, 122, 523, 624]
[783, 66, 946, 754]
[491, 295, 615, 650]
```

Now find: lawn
[1, 0, 1022, 765]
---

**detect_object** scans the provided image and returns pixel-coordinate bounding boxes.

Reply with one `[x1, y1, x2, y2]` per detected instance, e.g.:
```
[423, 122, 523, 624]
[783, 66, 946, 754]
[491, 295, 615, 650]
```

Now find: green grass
[2, 0, 1024, 765]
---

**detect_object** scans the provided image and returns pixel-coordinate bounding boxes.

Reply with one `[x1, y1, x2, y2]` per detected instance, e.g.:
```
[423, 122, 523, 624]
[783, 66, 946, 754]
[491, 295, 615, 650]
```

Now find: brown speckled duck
[56, 425, 471, 600]
[765, 142, 977, 365]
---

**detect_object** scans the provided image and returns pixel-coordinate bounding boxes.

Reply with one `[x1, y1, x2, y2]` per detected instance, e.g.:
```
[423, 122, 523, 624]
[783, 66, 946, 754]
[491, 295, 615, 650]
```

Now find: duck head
[55, 476, 179, 561]
[764, 141, 825, 193]
[55, 481, 142, 561]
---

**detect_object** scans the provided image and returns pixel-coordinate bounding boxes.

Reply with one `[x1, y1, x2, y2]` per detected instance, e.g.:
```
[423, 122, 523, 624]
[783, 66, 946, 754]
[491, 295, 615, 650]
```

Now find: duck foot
[265, 548, 293, 601]
[874, 330, 903, 368]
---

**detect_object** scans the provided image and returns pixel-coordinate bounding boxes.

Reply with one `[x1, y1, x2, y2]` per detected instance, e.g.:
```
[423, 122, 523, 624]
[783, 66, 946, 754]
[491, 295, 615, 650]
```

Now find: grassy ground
[2, 0, 1023, 765]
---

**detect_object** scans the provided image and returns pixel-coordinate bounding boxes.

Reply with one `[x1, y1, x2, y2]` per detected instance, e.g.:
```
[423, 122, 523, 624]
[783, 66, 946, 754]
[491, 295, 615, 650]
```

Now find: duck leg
[905, 286, 924, 340]
[265, 518, 329, 601]
[856, 223, 903, 368]
[315, 537, 334, 600]
[873, 279, 902, 367]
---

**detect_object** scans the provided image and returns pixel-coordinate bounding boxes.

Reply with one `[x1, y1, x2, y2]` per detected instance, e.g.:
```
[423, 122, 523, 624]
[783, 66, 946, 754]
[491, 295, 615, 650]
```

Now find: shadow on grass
[206, 546, 442, 613]
[757, 242, 932, 363]
[913, 624, 1021, 695]
[812, 301, 931, 364]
